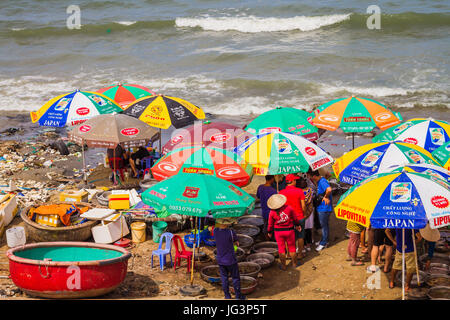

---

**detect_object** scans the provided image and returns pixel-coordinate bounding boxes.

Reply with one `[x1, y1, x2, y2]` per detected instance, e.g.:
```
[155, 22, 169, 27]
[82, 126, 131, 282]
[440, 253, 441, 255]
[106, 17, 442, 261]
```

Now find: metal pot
[237, 261, 261, 278]
[252, 241, 279, 257]
[237, 215, 264, 228]
[246, 252, 275, 269]
[236, 234, 254, 253]
[232, 224, 260, 239]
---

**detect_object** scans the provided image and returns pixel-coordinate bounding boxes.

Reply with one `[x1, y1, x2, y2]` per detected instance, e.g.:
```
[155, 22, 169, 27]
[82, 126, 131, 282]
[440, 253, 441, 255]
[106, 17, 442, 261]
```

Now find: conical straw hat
[420, 224, 440, 242]
[267, 194, 287, 210]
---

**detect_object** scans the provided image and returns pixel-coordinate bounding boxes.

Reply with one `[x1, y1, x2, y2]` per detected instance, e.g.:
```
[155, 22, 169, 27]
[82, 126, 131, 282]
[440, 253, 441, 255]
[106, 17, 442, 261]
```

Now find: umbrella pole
[82, 139, 87, 186]
[412, 231, 420, 287]
[113, 148, 117, 185]
[352, 132, 355, 150]
[159, 128, 162, 153]
[190, 216, 198, 286]
[402, 228, 405, 301]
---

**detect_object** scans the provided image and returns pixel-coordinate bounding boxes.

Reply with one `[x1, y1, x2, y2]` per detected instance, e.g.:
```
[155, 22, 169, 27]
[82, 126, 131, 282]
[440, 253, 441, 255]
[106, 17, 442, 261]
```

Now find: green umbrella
[142, 172, 255, 218]
[245, 107, 318, 141]
[142, 172, 255, 289]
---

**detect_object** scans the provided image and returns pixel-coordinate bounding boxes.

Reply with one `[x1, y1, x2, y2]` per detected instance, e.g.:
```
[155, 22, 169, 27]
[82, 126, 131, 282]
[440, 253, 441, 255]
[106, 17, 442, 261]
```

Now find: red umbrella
[162, 120, 253, 155]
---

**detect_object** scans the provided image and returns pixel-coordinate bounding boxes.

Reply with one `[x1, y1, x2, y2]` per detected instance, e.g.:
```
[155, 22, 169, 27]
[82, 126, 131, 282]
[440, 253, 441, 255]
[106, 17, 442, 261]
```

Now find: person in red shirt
[280, 174, 307, 258]
[267, 194, 302, 270]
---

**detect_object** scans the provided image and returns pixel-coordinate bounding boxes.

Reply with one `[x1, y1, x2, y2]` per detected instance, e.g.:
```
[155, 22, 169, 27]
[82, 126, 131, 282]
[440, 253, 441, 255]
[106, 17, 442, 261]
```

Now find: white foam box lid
[91, 215, 129, 244]
[81, 208, 116, 220]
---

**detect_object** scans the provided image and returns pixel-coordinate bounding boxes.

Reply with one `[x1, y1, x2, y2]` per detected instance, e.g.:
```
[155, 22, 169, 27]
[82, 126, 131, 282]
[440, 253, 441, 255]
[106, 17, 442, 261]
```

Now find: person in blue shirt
[213, 218, 246, 300]
[307, 170, 333, 252]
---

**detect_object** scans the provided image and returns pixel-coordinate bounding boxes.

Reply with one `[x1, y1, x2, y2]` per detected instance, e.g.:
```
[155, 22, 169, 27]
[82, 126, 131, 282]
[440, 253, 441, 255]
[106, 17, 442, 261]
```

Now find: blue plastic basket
[184, 233, 202, 248]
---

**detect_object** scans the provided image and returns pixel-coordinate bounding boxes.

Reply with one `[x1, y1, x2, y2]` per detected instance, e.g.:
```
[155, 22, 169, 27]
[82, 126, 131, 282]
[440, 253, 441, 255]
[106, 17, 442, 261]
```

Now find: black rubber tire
[52, 139, 70, 155]
[179, 284, 206, 297]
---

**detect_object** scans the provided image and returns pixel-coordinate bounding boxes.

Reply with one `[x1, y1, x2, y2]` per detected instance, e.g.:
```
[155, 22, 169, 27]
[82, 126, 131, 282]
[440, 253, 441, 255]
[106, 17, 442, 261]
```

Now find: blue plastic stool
[151, 232, 174, 271]
[137, 156, 154, 178]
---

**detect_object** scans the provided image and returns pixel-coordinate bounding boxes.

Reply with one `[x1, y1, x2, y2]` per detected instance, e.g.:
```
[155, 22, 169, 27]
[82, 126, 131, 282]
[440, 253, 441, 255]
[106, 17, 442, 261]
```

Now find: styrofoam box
[0, 195, 18, 227]
[91, 215, 129, 244]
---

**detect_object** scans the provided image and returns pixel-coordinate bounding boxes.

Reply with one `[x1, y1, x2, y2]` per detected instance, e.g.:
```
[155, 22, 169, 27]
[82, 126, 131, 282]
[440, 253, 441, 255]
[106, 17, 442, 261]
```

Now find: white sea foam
[175, 14, 351, 33]
[114, 21, 137, 26]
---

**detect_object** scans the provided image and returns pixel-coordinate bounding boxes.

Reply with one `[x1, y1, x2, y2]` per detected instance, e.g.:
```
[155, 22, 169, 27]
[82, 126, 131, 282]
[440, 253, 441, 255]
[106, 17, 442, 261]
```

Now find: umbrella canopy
[68, 113, 159, 148]
[335, 171, 450, 229]
[312, 96, 401, 132]
[432, 141, 450, 170]
[162, 120, 252, 154]
[379, 163, 450, 183]
[234, 132, 333, 175]
[141, 173, 255, 218]
[30, 90, 123, 127]
[333, 141, 439, 185]
[244, 107, 318, 141]
[151, 146, 253, 187]
[372, 118, 450, 153]
[96, 83, 156, 108]
[122, 94, 205, 129]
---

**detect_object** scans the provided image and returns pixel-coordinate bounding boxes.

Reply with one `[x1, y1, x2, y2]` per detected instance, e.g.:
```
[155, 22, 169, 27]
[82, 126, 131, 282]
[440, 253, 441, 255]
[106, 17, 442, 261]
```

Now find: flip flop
[351, 261, 364, 266]
[278, 265, 287, 271]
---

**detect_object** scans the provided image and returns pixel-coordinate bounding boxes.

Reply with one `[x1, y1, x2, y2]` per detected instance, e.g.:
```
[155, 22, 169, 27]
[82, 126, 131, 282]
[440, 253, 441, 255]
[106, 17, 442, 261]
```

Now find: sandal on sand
[351, 261, 364, 266]
[346, 257, 352, 262]
[278, 265, 287, 271]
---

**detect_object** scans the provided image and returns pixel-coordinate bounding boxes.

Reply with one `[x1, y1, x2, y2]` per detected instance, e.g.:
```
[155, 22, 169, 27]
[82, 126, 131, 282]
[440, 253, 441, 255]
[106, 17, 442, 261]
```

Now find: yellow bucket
[131, 222, 146, 243]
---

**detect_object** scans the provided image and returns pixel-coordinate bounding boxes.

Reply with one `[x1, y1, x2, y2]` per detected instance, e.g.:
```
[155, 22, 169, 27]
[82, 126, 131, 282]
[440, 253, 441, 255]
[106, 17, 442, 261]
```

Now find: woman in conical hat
[267, 194, 302, 270]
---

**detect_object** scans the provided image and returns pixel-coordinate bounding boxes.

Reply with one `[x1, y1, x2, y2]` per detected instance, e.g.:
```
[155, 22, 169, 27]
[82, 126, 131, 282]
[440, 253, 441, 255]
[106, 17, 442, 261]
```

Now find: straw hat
[267, 194, 287, 210]
[215, 217, 237, 226]
[420, 224, 440, 242]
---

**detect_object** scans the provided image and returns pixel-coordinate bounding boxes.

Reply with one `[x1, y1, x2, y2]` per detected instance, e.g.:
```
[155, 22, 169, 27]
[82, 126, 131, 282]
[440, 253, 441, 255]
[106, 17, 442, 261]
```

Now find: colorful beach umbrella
[244, 107, 319, 141]
[30, 90, 123, 127]
[373, 118, 450, 153]
[68, 113, 159, 149]
[142, 172, 255, 218]
[335, 171, 450, 229]
[312, 96, 402, 149]
[335, 170, 450, 300]
[234, 132, 333, 175]
[151, 146, 253, 187]
[162, 120, 252, 155]
[432, 141, 450, 170]
[68, 113, 159, 184]
[122, 94, 205, 130]
[96, 83, 156, 108]
[332, 142, 439, 185]
[380, 163, 450, 183]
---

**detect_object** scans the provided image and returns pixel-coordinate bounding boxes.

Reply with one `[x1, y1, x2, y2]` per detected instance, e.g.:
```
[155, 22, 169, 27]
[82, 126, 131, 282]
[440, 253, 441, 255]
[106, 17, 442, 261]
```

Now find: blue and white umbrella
[380, 163, 450, 184]
[373, 118, 450, 153]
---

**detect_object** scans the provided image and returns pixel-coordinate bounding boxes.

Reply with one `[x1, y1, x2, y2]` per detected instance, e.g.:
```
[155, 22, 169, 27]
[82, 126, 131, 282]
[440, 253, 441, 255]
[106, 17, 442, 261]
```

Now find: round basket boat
[232, 224, 260, 239]
[6, 241, 131, 299]
[21, 204, 98, 242]
[229, 276, 257, 295]
[246, 253, 275, 269]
